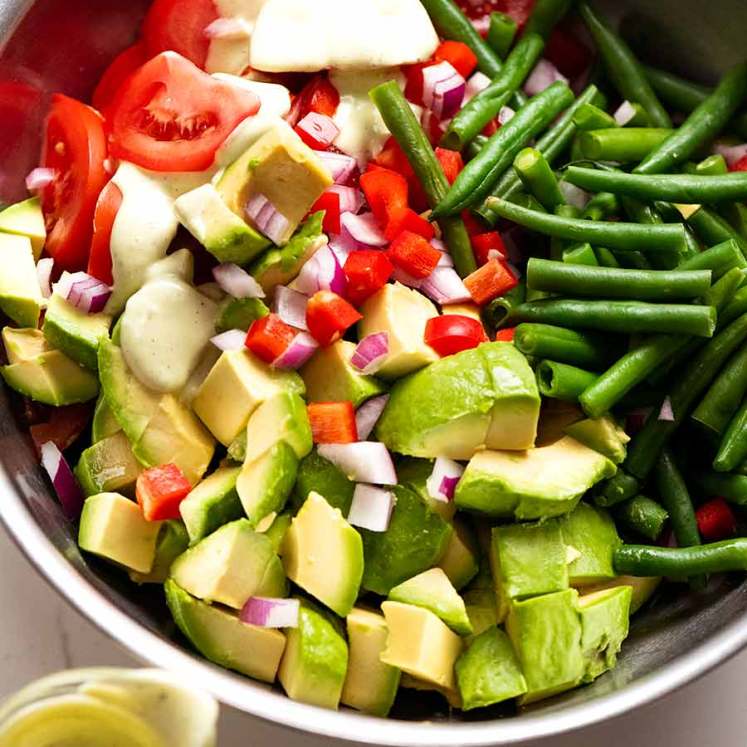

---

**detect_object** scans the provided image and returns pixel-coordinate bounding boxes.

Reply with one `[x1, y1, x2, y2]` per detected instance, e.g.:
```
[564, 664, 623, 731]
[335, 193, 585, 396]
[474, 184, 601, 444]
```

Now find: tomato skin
[696, 498, 737, 541]
[87, 181, 123, 286]
[495, 327, 516, 342]
[92, 42, 149, 114]
[425, 315, 488, 357]
[40, 94, 109, 271]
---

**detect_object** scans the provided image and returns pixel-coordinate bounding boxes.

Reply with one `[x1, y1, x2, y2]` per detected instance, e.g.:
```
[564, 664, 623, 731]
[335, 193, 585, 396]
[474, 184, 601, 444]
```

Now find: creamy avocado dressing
[205, 0, 270, 74]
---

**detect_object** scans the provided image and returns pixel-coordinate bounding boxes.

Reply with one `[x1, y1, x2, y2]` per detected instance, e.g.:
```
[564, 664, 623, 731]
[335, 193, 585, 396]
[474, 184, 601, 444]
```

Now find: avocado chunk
[376, 343, 540, 460]
[560, 502, 620, 586]
[2, 325, 46, 363]
[283, 491, 363, 616]
[455, 436, 617, 520]
[301, 339, 387, 407]
[75, 432, 141, 497]
[130, 520, 189, 584]
[380, 601, 463, 691]
[361, 485, 452, 595]
[42, 291, 111, 371]
[399, 672, 462, 709]
[165, 579, 286, 683]
[396, 456, 456, 521]
[359, 283, 439, 379]
[217, 122, 332, 245]
[455, 627, 527, 711]
[463, 586, 499, 638]
[179, 466, 244, 545]
[170, 519, 287, 609]
[278, 598, 348, 710]
[437, 516, 479, 590]
[564, 415, 630, 464]
[292, 449, 355, 514]
[215, 296, 269, 333]
[78, 492, 161, 574]
[192, 349, 304, 446]
[0, 233, 43, 327]
[582, 575, 661, 615]
[261, 511, 292, 554]
[0, 197, 46, 258]
[389, 568, 473, 636]
[506, 589, 585, 704]
[578, 586, 632, 682]
[92, 395, 121, 443]
[175, 183, 271, 264]
[341, 607, 401, 717]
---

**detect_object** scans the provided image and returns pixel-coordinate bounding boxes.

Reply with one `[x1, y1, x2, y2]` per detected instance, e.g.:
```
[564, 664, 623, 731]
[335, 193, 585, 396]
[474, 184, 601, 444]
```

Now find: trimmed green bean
[595, 471, 641, 508]
[582, 191, 620, 221]
[523, 0, 572, 39]
[513, 323, 621, 369]
[514, 148, 564, 210]
[682, 206, 747, 260]
[677, 239, 747, 278]
[563, 243, 598, 266]
[714, 400, 747, 473]
[573, 103, 618, 131]
[578, 128, 674, 162]
[614, 495, 669, 542]
[656, 450, 701, 558]
[621, 101, 650, 127]
[536, 360, 599, 401]
[483, 282, 526, 330]
[694, 154, 728, 176]
[487, 12, 517, 58]
[466, 134, 489, 160]
[721, 287, 747, 327]
[694, 472, 747, 504]
[614, 540, 747, 577]
[594, 247, 621, 267]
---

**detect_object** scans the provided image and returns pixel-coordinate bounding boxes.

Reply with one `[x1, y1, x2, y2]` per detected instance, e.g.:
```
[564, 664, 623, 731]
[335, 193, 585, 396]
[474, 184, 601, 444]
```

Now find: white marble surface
[1, 525, 746, 747]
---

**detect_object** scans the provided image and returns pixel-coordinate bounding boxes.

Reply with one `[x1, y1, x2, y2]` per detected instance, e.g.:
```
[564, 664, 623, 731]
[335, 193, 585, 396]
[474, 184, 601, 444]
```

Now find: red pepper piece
[245, 313, 298, 364]
[434, 40, 479, 78]
[471, 231, 507, 265]
[343, 250, 394, 306]
[136, 463, 192, 521]
[435, 147, 465, 185]
[360, 166, 409, 228]
[306, 290, 363, 346]
[464, 258, 519, 305]
[308, 401, 358, 444]
[384, 207, 435, 242]
[495, 327, 516, 342]
[310, 190, 341, 234]
[388, 230, 442, 279]
[696, 497, 737, 541]
[425, 314, 488, 357]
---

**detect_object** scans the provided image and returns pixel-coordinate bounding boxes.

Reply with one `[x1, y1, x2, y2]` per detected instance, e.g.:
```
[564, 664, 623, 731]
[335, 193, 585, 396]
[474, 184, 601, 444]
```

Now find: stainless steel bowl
[1, 1, 747, 743]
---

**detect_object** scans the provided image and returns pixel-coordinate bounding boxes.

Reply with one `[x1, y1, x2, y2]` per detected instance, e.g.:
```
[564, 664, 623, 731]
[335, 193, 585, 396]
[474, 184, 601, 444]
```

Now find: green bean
[677, 239, 747, 278]
[513, 148, 565, 210]
[483, 197, 688, 253]
[434, 82, 574, 216]
[508, 191, 547, 213]
[573, 103, 618, 131]
[513, 323, 621, 369]
[523, 0, 572, 39]
[595, 471, 641, 508]
[483, 282, 526, 330]
[614, 495, 669, 542]
[370, 81, 476, 277]
[582, 192, 620, 221]
[578, 3, 672, 128]
[694, 472, 747, 504]
[563, 243, 598, 266]
[714, 400, 747, 473]
[625, 313, 747, 480]
[594, 247, 621, 267]
[721, 203, 747, 241]
[466, 134, 489, 160]
[526, 258, 712, 301]
[694, 154, 729, 176]
[682, 206, 747, 260]
[487, 12, 517, 58]
[614, 540, 747, 577]
[578, 128, 674, 162]
[536, 360, 598, 401]
[620, 102, 651, 127]
[656, 450, 701, 559]
[721, 286, 747, 327]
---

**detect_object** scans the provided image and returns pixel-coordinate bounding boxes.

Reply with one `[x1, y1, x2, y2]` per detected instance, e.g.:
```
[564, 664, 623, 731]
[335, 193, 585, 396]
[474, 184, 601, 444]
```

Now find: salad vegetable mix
[3, 0, 747, 716]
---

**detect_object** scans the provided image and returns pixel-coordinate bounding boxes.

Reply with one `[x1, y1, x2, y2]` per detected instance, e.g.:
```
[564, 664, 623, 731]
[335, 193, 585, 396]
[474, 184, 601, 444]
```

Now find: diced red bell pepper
[435, 147, 465, 185]
[425, 314, 488, 357]
[461, 209, 488, 237]
[289, 75, 340, 124]
[310, 191, 341, 234]
[434, 40, 479, 79]
[495, 327, 516, 342]
[245, 313, 298, 364]
[307, 401, 358, 444]
[384, 207, 435, 242]
[730, 155, 747, 172]
[696, 497, 737, 541]
[545, 23, 593, 80]
[464, 258, 519, 305]
[136, 463, 192, 521]
[29, 403, 92, 456]
[306, 290, 363, 346]
[294, 111, 340, 150]
[404, 61, 433, 106]
[483, 119, 500, 137]
[471, 231, 507, 265]
[388, 231, 442, 279]
[372, 137, 415, 179]
[343, 250, 394, 306]
[360, 166, 409, 228]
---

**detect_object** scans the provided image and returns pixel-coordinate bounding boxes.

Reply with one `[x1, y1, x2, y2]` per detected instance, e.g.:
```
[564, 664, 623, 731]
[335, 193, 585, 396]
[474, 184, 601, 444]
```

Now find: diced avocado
[130, 520, 189, 584]
[437, 516, 479, 590]
[564, 415, 630, 464]
[75, 432, 141, 497]
[380, 601, 463, 691]
[301, 339, 387, 407]
[278, 597, 348, 710]
[179, 466, 243, 545]
[170, 519, 287, 609]
[236, 441, 299, 527]
[560, 502, 620, 586]
[174, 183, 270, 264]
[462, 586, 499, 638]
[442, 302, 482, 321]
[217, 122, 332, 244]
[227, 430, 248, 463]
[396, 456, 456, 521]
[0, 197, 45, 258]
[283, 491, 363, 616]
[376, 343, 540, 460]
[215, 296, 269, 333]
[42, 292, 111, 371]
[341, 607, 401, 717]
[455, 436, 617, 520]
[583, 575, 661, 615]
[243, 390, 312, 464]
[399, 672, 462, 709]
[389, 568, 472, 636]
[261, 511, 292, 554]
[361, 485, 452, 595]
[165, 579, 285, 683]
[2, 326, 46, 363]
[248, 212, 326, 294]
[291, 449, 355, 514]
[0, 233, 43, 327]
[506, 589, 585, 704]
[359, 283, 439, 379]
[455, 627, 527, 711]
[92, 395, 121, 443]
[192, 350, 304, 446]
[78, 492, 161, 574]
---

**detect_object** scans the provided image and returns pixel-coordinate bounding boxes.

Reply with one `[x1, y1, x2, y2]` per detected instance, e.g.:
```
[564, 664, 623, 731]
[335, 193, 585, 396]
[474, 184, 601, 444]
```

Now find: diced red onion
[464, 72, 491, 103]
[498, 106, 516, 125]
[317, 442, 397, 485]
[273, 286, 308, 330]
[326, 185, 364, 215]
[296, 112, 340, 149]
[317, 151, 358, 185]
[56, 271, 112, 314]
[328, 239, 352, 266]
[613, 100, 637, 126]
[40, 441, 84, 521]
[559, 181, 589, 210]
[392, 267, 424, 289]
[347, 484, 395, 532]
[350, 332, 389, 375]
[420, 266, 472, 304]
[212, 262, 265, 299]
[432, 239, 454, 268]
[626, 407, 652, 435]
[272, 331, 318, 370]
[289, 244, 346, 296]
[245, 193, 291, 246]
[423, 62, 466, 120]
[355, 394, 390, 441]
[426, 457, 464, 503]
[36, 257, 54, 299]
[524, 59, 569, 96]
[240, 597, 299, 628]
[204, 17, 251, 39]
[210, 329, 247, 352]
[713, 143, 747, 167]
[25, 167, 56, 192]
[339, 212, 387, 251]
[658, 396, 675, 422]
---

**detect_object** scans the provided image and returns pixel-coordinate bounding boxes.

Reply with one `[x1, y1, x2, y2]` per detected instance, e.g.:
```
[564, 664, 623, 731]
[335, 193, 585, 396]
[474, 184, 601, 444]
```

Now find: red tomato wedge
[425, 315, 488, 357]
[87, 181, 123, 286]
[40, 94, 109, 271]
[142, 0, 218, 69]
[92, 41, 150, 114]
[108, 52, 261, 172]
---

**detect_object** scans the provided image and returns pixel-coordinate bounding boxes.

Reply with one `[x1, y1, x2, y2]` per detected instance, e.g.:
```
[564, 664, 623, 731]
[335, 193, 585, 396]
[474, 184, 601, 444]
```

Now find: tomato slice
[108, 52, 260, 172]
[142, 0, 218, 69]
[87, 181, 123, 286]
[92, 41, 149, 114]
[40, 94, 109, 271]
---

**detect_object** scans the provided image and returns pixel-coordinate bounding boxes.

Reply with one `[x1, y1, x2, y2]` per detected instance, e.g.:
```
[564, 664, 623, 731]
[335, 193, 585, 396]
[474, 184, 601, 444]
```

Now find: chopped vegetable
[136, 463, 192, 521]
[424, 314, 487, 356]
[308, 402, 358, 444]
[388, 230, 442, 279]
[306, 290, 362, 346]
[245, 314, 298, 364]
[464, 258, 519, 305]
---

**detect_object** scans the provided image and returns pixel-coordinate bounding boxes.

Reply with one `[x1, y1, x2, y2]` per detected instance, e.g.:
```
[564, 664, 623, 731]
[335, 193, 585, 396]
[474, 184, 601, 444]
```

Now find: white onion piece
[613, 100, 637, 126]
[347, 484, 395, 532]
[559, 181, 590, 210]
[245, 193, 291, 246]
[464, 72, 492, 103]
[423, 61, 466, 120]
[498, 106, 516, 125]
[339, 212, 387, 251]
[713, 143, 747, 167]
[289, 244, 346, 296]
[326, 185, 364, 215]
[318, 442, 397, 485]
[56, 271, 111, 313]
[212, 263, 265, 299]
[350, 332, 389, 375]
[355, 394, 390, 441]
[426, 457, 464, 503]
[36, 257, 54, 299]
[240, 597, 299, 628]
[25, 167, 56, 192]
[40, 441, 84, 521]
[210, 329, 246, 352]
[317, 151, 358, 184]
[420, 266, 472, 304]
[273, 286, 308, 330]
[658, 397, 675, 422]
[204, 17, 251, 39]
[296, 112, 340, 149]
[272, 332, 318, 370]
[524, 59, 569, 96]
